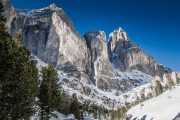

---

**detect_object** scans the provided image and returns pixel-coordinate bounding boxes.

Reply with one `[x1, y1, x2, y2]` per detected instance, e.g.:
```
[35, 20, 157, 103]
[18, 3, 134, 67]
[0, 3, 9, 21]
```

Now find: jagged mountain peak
[48, 3, 58, 9]
[108, 27, 171, 77]
[109, 27, 128, 41]
[45, 3, 62, 11]
[84, 31, 106, 42]
[17, 4, 62, 18]
[118, 27, 125, 32]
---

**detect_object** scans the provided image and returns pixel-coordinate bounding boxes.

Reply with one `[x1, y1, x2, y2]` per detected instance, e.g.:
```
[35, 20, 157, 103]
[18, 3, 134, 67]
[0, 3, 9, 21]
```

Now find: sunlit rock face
[3, 0, 171, 92]
[3, 1, 91, 76]
[108, 27, 171, 77]
[84, 31, 116, 90]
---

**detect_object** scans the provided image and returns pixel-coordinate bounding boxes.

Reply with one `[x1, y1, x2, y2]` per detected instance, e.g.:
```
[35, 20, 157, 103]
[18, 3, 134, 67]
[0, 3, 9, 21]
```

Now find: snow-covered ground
[127, 85, 180, 120]
[33, 55, 155, 109]
[32, 55, 180, 120]
[50, 112, 75, 120]
[31, 111, 75, 120]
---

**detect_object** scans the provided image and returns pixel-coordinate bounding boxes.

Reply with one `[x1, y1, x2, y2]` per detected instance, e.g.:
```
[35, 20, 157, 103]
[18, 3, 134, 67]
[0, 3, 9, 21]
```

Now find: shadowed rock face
[108, 28, 171, 77]
[3, 0, 171, 91]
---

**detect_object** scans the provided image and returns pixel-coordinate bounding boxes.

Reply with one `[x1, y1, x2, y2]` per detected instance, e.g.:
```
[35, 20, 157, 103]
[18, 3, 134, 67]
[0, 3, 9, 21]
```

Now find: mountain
[108, 27, 171, 77]
[3, 0, 91, 75]
[3, 0, 178, 110]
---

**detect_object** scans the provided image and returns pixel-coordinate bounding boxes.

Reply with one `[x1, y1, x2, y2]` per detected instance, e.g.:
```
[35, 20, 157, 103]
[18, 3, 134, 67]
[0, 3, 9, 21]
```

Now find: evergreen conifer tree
[0, 1, 38, 119]
[69, 93, 80, 120]
[168, 78, 174, 90]
[155, 80, 163, 96]
[93, 109, 97, 119]
[38, 65, 61, 120]
[177, 77, 180, 84]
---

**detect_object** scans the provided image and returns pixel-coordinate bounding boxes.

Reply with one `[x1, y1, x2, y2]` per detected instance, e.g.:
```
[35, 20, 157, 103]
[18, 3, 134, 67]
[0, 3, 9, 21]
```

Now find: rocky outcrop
[3, 1, 91, 76]
[108, 27, 171, 77]
[84, 31, 116, 90]
[2, 0, 18, 30]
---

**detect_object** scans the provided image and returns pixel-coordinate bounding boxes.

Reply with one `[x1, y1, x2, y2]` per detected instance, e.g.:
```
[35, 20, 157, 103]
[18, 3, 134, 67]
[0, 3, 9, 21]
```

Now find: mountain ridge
[3, 0, 178, 110]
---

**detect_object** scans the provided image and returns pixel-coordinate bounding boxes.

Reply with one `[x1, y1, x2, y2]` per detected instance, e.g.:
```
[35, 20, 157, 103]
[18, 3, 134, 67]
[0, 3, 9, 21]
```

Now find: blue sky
[11, 0, 180, 71]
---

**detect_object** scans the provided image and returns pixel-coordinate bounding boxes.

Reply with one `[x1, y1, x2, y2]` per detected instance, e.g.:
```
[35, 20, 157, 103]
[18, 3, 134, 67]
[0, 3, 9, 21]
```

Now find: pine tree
[98, 109, 101, 120]
[111, 111, 115, 120]
[80, 112, 84, 120]
[69, 93, 80, 120]
[93, 110, 97, 119]
[38, 65, 61, 120]
[0, 2, 38, 119]
[166, 74, 174, 90]
[141, 93, 146, 101]
[102, 107, 106, 119]
[58, 93, 72, 115]
[168, 78, 174, 90]
[155, 80, 163, 96]
[177, 78, 180, 84]
[168, 79, 174, 90]
[147, 92, 153, 99]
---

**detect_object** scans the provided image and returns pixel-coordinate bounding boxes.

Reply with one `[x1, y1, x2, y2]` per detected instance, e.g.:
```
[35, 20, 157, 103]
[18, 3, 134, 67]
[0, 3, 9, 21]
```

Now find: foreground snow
[127, 85, 180, 120]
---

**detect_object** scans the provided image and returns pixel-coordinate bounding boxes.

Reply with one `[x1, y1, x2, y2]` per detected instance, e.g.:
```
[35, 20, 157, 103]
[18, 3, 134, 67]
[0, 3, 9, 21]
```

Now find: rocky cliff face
[3, 0, 172, 92]
[108, 27, 171, 77]
[2, 0, 18, 29]
[84, 31, 116, 90]
[3, 1, 91, 77]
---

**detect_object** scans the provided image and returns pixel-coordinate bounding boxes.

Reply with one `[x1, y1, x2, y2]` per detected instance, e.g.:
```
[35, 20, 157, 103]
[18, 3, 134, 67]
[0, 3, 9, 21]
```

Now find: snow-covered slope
[33, 55, 154, 109]
[33, 55, 180, 110]
[31, 111, 75, 120]
[127, 85, 180, 120]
